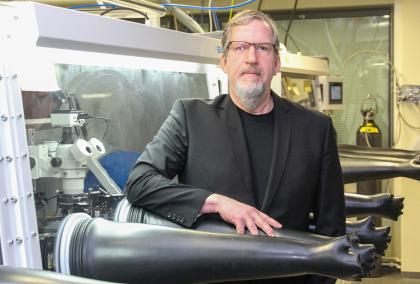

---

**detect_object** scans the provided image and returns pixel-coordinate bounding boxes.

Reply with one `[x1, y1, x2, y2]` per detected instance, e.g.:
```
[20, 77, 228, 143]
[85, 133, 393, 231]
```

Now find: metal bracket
[397, 85, 420, 104]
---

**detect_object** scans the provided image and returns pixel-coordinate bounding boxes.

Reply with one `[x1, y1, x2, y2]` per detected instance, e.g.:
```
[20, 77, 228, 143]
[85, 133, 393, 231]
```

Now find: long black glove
[339, 145, 420, 183]
[56, 213, 375, 283]
[345, 192, 404, 221]
[116, 198, 386, 258]
[339, 144, 419, 160]
[346, 216, 391, 256]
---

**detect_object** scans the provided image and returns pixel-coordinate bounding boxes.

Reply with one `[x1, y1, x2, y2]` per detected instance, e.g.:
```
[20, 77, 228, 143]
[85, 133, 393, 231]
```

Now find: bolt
[31, 232, 37, 238]
[17, 114, 22, 119]
[6, 156, 12, 162]
[15, 237, 23, 244]
[26, 192, 32, 198]
[3, 197, 9, 204]
[1, 115, 8, 121]
[10, 196, 17, 203]
[22, 153, 27, 158]
[7, 239, 13, 245]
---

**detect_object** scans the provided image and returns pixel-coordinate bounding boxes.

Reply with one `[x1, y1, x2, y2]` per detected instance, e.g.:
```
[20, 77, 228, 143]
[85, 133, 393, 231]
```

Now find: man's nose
[245, 46, 258, 63]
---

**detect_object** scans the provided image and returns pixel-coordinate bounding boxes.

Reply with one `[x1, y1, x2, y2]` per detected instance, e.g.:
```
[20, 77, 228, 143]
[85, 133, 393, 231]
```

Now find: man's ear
[220, 55, 227, 73]
[273, 55, 280, 75]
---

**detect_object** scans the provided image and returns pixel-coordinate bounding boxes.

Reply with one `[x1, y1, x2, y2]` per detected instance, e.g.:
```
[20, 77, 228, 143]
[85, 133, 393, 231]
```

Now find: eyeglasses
[227, 41, 276, 55]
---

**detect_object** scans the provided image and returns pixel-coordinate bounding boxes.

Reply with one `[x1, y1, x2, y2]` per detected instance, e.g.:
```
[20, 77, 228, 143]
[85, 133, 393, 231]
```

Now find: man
[126, 10, 345, 283]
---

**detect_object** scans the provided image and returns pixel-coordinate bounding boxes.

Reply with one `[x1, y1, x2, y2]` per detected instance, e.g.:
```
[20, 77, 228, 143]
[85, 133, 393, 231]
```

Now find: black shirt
[238, 107, 274, 209]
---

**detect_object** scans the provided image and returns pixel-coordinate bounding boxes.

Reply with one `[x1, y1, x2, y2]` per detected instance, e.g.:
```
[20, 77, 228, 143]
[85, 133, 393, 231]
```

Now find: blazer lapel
[261, 95, 291, 211]
[219, 96, 254, 198]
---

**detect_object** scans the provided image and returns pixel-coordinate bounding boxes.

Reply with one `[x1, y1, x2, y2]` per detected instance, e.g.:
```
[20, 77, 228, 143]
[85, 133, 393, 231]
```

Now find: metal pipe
[160, 0, 205, 33]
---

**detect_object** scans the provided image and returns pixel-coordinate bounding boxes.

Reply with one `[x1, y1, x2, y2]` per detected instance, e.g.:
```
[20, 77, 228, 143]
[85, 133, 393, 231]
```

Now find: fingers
[235, 222, 245, 235]
[245, 218, 259, 235]
[236, 210, 281, 237]
[259, 212, 282, 228]
[253, 212, 282, 237]
[213, 194, 281, 237]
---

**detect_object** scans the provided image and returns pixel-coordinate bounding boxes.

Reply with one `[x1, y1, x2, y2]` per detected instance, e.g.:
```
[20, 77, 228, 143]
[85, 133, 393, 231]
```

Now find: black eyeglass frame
[226, 41, 278, 54]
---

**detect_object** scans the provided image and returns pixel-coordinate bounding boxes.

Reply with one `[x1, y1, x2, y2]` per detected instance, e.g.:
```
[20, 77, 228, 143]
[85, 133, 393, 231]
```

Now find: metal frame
[0, 10, 42, 266]
[19, 2, 221, 65]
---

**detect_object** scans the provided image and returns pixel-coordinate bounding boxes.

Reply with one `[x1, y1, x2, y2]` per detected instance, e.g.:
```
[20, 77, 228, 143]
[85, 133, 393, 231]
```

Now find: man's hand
[200, 194, 282, 236]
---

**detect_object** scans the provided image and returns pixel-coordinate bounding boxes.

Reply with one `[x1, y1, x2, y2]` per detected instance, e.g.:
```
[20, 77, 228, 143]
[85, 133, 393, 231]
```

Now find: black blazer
[126, 93, 345, 237]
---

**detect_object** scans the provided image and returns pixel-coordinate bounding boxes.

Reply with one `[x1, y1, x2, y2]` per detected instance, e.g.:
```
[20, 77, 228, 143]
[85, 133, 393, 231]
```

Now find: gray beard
[235, 81, 265, 111]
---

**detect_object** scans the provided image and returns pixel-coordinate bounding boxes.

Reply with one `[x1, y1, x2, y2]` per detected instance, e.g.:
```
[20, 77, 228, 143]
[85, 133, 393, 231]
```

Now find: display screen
[329, 82, 343, 104]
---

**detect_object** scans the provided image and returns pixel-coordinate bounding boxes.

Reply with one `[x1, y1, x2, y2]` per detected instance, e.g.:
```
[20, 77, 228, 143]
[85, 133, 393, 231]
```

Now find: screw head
[22, 153, 27, 158]
[10, 196, 17, 203]
[6, 156, 12, 162]
[31, 232, 37, 238]
[7, 239, 13, 245]
[26, 192, 32, 198]
[2, 197, 9, 203]
[0, 156, 3, 162]
[15, 237, 23, 244]
[17, 114, 22, 119]
[1, 115, 8, 121]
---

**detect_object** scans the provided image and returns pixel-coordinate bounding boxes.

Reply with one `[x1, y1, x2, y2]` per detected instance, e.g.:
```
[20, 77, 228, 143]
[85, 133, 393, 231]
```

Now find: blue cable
[68, 3, 118, 9]
[212, 11, 220, 31]
[161, 0, 256, 11]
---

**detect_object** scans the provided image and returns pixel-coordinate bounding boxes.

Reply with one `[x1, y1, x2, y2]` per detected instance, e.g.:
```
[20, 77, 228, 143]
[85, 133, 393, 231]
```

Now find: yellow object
[359, 126, 380, 133]
[229, 0, 234, 20]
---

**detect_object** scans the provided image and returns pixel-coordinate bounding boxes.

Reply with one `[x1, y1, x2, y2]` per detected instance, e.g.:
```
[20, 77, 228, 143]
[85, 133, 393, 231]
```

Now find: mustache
[240, 68, 261, 75]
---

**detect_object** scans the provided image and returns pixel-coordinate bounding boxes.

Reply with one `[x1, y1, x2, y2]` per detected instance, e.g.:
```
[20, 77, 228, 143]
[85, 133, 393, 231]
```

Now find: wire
[229, 0, 235, 20]
[88, 115, 110, 140]
[393, 112, 402, 146]
[284, 0, 299, 48]
[397, 103, 420, 130]
[200, 0, 204, 24]
[213, 11, 221, 31]
[257, 0, 263, 11]
[173, 10, 179, 31]
[161, 0, 256, 11]
[364, 131, 372, 147]
[68, 3, 117, 9]
[100, 7, 150, 19]
[338, 50, 399, 84]
[277, 24, 301, 52]
[208, 0, 212, 32]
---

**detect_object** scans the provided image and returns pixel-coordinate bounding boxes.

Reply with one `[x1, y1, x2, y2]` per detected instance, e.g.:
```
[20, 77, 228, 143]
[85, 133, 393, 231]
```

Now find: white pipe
[160, 0, 205, 33]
